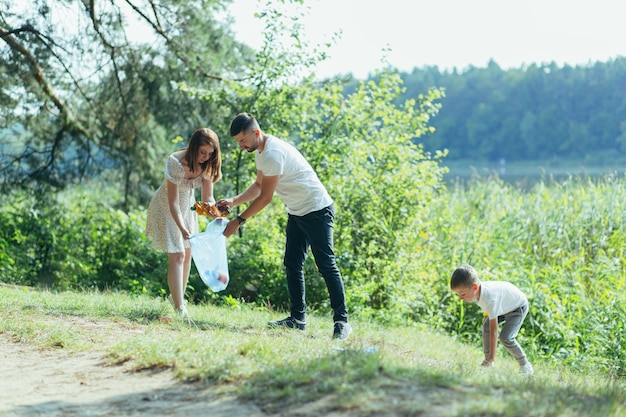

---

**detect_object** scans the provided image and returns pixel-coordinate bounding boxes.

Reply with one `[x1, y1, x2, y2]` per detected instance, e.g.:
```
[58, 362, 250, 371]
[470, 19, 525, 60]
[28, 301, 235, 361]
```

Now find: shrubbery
[3, 172, 626, 376]
[0, 185, 167, 294]
[2, 64, 626, 377]
[414, 174, 626, 377]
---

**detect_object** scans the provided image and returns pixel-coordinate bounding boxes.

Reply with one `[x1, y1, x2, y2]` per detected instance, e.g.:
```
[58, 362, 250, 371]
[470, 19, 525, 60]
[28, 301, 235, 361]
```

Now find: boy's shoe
[519, 362, 534, 377]
[268, 316, 306, 331]
[333, 321, 352, 341]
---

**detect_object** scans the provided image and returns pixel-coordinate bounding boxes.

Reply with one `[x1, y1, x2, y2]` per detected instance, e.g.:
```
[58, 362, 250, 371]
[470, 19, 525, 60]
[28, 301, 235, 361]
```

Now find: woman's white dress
[145, 154, 204, 253]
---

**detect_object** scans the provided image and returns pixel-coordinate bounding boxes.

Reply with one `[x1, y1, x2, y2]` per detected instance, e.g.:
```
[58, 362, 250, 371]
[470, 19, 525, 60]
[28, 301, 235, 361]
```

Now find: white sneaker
[519, 362, 534, 377]
[168, 294, 187, 311]
[177, 305, 190, 318]
[176, 305, 195, 325]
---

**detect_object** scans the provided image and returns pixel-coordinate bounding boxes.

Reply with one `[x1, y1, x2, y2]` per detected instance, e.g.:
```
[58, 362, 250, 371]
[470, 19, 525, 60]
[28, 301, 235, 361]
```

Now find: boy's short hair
[450, 264, 480, 289]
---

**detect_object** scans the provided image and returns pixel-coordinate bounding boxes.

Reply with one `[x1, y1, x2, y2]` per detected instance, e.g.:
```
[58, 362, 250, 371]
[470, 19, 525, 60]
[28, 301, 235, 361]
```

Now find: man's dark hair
[230, 113, 256, 136]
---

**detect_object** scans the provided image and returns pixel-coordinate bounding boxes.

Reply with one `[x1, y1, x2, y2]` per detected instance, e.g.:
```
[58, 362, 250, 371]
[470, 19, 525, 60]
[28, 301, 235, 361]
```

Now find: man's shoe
[268, 316, 306, 331]
[333, 321, 352, 341]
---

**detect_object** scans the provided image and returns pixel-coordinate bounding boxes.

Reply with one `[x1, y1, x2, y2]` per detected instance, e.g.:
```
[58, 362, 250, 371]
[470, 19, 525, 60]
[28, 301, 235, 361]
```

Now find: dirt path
[0, 335, 266, 417]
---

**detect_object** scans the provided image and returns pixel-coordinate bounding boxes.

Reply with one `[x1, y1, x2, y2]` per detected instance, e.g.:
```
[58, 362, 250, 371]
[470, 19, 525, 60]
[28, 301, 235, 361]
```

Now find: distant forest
[395, 58, 626, 163]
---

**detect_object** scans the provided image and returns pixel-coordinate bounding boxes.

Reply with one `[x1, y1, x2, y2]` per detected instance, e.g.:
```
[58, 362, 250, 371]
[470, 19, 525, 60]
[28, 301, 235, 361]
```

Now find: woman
[146, 128, 222, 318]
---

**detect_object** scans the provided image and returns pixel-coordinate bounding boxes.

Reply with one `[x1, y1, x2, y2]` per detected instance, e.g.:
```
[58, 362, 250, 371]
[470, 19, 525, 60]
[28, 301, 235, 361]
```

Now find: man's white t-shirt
[477, 281, 527, 320]
[256, 135, 332, 216]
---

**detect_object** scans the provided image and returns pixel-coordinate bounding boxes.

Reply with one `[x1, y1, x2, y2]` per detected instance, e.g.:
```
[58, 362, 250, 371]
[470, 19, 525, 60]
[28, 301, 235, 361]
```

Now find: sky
[227, 0, 626, 79]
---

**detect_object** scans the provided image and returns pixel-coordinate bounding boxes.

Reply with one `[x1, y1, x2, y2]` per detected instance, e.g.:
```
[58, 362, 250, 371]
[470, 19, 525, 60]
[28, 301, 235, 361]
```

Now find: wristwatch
[236, 215, 247, 226]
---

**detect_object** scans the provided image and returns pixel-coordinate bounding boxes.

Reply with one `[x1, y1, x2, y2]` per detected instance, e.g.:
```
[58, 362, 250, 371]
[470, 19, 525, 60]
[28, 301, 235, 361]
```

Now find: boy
[450, 264, 534, 376]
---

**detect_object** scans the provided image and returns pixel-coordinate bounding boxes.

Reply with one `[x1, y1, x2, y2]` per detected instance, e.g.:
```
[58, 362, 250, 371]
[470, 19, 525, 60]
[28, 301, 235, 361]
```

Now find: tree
[0, 0, 252, 208]
[186, 0, 448, 311]
[401, 58, 626, 163]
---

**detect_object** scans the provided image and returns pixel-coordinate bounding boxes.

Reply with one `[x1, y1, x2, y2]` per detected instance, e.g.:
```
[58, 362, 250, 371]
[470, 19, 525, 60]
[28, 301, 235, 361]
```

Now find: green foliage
[317, 75, 447, 315]
[0, 184, 166, 293]
[413, 174, 626, 377]
[401, 58, 626, 162]
[3, 0, 626, 381]
[0, 0, 252, 209]
[3, 174, 626, 375]
[182, 1, 448, 317]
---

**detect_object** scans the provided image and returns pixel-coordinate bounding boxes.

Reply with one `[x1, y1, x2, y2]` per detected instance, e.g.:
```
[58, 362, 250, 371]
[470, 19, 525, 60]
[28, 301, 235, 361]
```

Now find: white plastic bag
[189, 218, 229, 292]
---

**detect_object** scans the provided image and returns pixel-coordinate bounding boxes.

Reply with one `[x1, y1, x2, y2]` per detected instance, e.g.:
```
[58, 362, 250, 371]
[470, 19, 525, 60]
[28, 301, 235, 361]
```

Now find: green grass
[0, 284, 623, 416]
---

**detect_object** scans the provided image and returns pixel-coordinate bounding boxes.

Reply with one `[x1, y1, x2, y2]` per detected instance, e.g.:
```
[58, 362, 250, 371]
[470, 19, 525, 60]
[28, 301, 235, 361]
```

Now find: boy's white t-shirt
[256, 135, 332, 216]
[477, 281, 527, 320]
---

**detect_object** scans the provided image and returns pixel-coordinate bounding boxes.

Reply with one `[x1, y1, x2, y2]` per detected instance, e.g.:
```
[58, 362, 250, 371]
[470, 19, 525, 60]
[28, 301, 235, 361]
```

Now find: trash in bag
[189, 218, 229, 292]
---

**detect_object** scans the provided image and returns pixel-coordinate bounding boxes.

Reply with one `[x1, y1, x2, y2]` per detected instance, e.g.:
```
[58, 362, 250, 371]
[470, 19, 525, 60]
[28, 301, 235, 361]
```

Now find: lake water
[443, 159, 626, 187]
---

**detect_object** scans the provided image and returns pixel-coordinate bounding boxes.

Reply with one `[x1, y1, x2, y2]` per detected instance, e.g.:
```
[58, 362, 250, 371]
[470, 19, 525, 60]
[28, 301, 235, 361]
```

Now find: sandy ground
[0, 335, 266, 417]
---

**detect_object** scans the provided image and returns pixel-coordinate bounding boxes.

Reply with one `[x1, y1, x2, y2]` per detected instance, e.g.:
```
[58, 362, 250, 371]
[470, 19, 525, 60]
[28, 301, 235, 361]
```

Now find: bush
[3, 173, 626, 376]
[0, 185, 166, 294]
[412, 174, 626, 377]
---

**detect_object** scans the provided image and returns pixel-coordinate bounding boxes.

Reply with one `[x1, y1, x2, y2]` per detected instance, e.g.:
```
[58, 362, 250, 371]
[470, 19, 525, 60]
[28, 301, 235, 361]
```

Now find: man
[219, 113, 351, 340]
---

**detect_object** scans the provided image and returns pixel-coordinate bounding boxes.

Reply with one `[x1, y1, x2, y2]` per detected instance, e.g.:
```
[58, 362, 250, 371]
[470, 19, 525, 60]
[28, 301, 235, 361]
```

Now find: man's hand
[223, 218, 240, 237]
[216, 198, 234, 212]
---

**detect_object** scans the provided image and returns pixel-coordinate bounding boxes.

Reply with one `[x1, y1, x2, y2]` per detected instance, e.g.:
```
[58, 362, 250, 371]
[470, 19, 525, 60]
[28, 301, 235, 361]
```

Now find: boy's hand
[481, 359, 494, 367]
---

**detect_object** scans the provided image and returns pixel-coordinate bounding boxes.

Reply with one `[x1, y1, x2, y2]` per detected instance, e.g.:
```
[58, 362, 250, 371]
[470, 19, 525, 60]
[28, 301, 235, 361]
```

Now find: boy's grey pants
[482, 302, 529, 366]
